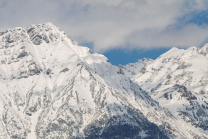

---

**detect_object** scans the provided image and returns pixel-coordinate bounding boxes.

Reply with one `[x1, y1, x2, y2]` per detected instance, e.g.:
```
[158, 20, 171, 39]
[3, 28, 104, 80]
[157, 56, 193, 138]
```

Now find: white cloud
[0, 0, 208, 52]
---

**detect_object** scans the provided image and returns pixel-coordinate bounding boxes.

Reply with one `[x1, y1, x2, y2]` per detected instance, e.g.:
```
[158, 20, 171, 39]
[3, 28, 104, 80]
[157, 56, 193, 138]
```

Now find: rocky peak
[0, 22, 78, 47]
[136, 57, 152, 63]
[26, 22, 66, 45]
[118, 57, 153, 78]
[199, 43, 208, 56]
[187, 46, 200, 52]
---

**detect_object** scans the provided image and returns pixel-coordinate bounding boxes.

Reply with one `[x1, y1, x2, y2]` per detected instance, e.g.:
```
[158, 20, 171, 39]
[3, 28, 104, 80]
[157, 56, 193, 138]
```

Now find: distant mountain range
[0, 22, 208, 139]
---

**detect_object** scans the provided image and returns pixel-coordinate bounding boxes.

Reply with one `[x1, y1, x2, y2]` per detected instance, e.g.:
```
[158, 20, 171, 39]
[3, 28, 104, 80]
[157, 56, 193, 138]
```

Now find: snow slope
[133, 46, 208, 136]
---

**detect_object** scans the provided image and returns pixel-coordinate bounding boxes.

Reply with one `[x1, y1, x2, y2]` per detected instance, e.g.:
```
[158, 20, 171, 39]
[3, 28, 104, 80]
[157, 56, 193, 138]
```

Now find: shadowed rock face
[173, 84, 197, 100]
[84, 121, 167, 139]
[140, 82, 208, 133]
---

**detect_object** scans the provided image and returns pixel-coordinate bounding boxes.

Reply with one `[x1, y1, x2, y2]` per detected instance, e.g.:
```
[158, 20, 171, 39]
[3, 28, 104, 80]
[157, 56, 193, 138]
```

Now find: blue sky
[1, 1, 208, 65]
[103, 48, 171, 65]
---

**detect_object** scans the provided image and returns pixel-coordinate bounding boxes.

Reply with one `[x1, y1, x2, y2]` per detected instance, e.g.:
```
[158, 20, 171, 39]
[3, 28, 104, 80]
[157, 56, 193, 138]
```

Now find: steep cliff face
[0, 22, 207, 139]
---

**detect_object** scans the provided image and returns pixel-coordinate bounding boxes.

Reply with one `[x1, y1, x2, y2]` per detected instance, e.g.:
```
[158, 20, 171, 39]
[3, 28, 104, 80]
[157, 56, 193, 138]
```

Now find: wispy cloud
[1, 0, 208, 52]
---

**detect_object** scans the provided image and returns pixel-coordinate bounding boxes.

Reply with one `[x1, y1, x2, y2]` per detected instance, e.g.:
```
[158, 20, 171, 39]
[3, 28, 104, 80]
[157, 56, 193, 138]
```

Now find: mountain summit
[133, 46, 208, 137]
[0, 23, 207, 139]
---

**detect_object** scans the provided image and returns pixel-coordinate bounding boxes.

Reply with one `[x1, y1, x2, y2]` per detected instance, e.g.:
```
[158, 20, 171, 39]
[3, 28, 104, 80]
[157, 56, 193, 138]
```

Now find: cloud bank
[1, 0, 208, 52]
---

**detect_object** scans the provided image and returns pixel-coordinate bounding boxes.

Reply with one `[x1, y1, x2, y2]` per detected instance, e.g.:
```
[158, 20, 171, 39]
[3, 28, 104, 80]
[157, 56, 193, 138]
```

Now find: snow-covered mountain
[133, 45, 208, 137]
[118, 57, 153, 78]
[0, 22, 207, 139]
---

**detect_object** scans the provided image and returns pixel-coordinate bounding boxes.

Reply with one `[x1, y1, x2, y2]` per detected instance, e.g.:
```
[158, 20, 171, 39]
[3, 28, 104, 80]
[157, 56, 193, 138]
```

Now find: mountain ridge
[0, 22, 208, 138]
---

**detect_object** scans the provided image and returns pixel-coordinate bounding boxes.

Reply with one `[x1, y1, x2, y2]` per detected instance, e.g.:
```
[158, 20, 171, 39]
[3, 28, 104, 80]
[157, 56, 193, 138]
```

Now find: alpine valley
[0, 22, 208, 139]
